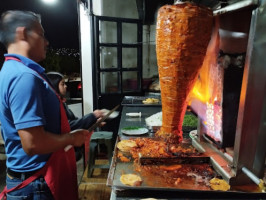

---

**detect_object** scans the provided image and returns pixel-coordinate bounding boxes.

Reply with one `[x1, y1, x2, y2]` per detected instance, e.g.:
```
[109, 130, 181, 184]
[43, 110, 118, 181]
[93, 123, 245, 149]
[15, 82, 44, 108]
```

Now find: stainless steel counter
[108, 105, 265, 200]
[118, 106, 161, 140]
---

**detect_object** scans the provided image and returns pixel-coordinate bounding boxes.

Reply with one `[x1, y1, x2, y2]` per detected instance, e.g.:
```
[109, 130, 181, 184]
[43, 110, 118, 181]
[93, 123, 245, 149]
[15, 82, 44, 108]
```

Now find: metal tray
[108, 137, 217, 191]
[121, 96, 161, 106]
[107, 137, 265, 199]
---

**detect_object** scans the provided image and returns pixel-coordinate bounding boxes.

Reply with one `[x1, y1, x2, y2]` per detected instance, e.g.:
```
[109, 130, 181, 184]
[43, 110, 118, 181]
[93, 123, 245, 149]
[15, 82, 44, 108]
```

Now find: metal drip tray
[108, 137, 217, 192]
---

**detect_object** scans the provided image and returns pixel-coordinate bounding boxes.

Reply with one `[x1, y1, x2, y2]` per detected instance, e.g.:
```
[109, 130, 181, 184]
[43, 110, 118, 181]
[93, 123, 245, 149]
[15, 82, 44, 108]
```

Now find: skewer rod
[242, 167, 260, 185]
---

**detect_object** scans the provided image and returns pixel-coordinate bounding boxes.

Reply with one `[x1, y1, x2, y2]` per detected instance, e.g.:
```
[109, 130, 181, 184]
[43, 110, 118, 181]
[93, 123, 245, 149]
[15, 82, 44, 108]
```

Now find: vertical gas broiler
[189, 0, 266, 188]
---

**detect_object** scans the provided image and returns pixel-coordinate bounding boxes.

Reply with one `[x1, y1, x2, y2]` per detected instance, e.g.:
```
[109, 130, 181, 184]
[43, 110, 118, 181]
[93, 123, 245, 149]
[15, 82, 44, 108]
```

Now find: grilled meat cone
[155, 3, 213, 143]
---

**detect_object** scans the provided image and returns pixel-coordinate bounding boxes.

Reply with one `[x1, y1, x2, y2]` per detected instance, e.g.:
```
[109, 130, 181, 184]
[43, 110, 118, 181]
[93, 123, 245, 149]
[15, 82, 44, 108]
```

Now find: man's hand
[69, 129, 92, 147]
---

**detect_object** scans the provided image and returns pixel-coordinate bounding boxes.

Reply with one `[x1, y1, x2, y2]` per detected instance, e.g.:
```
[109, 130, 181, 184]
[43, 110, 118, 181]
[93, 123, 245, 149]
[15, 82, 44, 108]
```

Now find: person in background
[47, 72, 104, 131]
[0, 10, 90, 200]
[47, 72, 105, 160]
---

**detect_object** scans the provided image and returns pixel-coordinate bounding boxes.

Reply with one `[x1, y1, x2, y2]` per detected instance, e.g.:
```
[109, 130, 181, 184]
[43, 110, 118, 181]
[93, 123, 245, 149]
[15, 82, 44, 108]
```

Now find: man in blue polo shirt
[0, 10, 91, 200]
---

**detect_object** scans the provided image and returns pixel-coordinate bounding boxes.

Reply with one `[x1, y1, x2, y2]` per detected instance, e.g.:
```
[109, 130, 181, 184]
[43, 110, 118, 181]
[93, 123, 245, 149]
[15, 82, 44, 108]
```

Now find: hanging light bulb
[41, 0, 58, 5]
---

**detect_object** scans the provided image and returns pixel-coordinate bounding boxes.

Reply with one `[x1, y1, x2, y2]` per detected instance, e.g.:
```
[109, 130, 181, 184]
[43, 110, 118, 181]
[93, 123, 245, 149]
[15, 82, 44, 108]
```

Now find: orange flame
[188, 18, 220, 105]
[189, 18, 223, 142]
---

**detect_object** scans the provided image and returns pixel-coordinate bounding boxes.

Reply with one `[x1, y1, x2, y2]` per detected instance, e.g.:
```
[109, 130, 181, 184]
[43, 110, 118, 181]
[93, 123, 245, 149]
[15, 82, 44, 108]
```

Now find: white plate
[121, 127, 149, 135]
[101, 109, 119, 119]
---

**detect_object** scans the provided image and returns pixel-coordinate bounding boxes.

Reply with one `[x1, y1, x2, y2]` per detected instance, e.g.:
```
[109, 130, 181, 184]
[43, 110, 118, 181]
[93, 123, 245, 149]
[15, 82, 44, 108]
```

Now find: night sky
[0, 0, 79, 49]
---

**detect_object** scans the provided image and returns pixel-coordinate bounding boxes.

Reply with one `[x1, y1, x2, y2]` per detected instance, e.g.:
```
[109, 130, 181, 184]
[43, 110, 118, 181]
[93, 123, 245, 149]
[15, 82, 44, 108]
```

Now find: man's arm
[18, 126, 91, 156]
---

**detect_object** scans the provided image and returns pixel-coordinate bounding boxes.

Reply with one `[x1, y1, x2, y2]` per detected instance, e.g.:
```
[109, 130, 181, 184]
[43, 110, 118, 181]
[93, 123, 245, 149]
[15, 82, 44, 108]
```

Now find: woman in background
[47, 72, 104, 160]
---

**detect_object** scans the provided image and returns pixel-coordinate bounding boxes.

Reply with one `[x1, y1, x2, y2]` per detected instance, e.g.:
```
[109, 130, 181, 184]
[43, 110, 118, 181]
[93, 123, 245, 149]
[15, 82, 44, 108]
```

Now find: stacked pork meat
[155, 3, 213, 143]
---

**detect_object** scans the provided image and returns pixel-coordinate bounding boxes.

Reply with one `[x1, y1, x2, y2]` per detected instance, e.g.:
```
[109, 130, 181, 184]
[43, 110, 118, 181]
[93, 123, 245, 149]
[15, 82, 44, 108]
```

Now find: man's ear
[16, 27, 27, 41]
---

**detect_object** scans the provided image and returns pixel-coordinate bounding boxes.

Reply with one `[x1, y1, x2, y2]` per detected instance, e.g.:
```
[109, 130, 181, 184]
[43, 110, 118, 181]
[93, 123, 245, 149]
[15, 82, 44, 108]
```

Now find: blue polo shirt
[0, 54, 61, 172]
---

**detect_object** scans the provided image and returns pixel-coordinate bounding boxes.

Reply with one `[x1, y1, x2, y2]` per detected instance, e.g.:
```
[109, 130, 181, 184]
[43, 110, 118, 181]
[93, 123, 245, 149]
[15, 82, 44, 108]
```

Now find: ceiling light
[41, 0, 58, 5]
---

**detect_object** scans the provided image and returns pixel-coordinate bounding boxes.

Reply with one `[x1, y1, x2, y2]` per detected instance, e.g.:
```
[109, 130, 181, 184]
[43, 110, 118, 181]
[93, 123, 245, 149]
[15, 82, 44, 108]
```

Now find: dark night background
[0, 0, 79, 49]
[0, 0, 81, 74]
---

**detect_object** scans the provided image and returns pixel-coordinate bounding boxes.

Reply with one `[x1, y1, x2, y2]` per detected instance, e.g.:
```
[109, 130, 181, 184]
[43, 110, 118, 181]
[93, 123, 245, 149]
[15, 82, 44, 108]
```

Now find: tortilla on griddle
[120, 174, 142, 186]
[117, 139, 137, 153]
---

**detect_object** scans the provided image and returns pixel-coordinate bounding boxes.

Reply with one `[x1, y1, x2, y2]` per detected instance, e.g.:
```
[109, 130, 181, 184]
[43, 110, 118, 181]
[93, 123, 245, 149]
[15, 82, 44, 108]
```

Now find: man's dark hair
[0, 10, 41, 48]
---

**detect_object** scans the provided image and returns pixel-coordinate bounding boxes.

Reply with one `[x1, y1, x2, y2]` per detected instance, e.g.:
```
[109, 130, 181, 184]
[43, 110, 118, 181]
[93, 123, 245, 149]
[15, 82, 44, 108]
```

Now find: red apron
[0, 57, 78, 200]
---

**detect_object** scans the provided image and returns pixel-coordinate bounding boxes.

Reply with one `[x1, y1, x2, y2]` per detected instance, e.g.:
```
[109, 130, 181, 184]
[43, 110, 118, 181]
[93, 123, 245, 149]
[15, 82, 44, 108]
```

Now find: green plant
[182, 114, 198, 127]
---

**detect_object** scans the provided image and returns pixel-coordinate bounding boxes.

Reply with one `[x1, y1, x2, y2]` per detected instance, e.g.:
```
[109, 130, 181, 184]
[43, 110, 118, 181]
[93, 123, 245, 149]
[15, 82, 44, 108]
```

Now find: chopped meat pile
[128, 138, 200, 161]
[130, 138, 171, 160]
[135, 163, 217, 189]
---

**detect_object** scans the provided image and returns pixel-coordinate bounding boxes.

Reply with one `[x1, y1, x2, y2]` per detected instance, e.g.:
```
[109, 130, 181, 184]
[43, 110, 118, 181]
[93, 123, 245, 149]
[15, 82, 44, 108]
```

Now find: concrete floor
[78, 160, 111, 200]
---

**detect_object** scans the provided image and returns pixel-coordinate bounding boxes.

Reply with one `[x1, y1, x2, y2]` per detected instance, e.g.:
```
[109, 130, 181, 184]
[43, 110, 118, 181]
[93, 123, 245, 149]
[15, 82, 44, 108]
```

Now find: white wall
[101, 0, 138, 18]
[79, 2, 94, 114]
[68, 103, 82, 118]
[79, 0, 102, 114]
